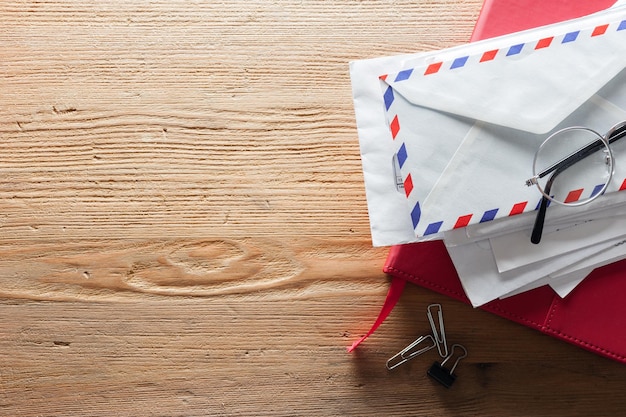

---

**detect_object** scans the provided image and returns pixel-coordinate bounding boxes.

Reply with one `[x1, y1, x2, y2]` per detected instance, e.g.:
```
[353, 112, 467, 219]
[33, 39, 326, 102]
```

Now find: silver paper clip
[386, 334, 436, 370]
[427, 303, 448, 358]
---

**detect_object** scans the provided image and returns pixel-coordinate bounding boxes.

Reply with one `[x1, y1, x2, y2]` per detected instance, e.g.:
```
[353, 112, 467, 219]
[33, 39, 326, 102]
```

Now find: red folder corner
[471, 0, 618, 40]
[352, 0, 626, 363]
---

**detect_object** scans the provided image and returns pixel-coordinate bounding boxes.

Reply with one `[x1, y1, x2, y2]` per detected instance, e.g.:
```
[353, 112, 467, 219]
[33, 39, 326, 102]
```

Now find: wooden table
[2, 1, 626, 415]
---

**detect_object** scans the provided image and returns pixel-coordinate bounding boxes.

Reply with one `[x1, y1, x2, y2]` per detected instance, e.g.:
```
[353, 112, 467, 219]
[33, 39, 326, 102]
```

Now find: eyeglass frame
[525, 121, 626, 244]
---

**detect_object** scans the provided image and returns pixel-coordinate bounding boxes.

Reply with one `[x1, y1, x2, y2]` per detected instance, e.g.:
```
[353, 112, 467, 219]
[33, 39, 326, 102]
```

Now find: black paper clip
[427, 344, 467, 388]
[386, 334, 436, 370]
[427, 303, 448, 358]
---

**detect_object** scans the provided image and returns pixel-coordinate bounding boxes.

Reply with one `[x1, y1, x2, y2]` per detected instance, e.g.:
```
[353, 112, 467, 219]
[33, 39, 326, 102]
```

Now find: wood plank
[2, 0, 626, 415]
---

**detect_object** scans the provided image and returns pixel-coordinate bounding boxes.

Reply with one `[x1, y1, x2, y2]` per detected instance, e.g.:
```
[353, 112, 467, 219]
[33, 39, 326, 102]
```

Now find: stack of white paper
[351, 4, 626, 306]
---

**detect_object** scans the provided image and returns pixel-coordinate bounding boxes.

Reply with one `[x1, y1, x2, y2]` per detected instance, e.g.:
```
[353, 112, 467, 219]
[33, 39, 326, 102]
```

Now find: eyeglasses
[525, 121, 626, 244]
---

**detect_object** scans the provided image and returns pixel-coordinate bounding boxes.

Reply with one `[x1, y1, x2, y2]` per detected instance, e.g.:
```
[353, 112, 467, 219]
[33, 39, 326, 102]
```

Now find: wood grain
[2, 0, 626, 415]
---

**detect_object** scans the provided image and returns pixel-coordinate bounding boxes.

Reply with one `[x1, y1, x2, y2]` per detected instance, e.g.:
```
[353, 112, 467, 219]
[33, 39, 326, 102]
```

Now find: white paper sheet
[499, 267, 590, 299]
[444, 228, 626, 306]
[490, 214, 626, 273]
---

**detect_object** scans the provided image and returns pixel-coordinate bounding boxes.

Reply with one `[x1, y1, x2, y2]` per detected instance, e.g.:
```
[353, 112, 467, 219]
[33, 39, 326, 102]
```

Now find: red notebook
[471, 0, 618, 39]
[351, 0, 626, 363]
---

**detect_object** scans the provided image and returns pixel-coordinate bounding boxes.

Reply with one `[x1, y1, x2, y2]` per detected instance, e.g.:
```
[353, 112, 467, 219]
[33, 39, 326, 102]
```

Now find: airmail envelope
[352, 6, 626, 243]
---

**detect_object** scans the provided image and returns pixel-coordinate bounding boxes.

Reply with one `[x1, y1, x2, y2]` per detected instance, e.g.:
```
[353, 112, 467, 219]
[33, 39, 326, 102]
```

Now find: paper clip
[427, 303, 448, 358]
[386, 334, 436, 370]
[427, 344, 468, 388]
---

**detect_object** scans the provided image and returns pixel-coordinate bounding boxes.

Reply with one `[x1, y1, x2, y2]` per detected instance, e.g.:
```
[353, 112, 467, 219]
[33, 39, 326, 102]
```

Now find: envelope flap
[384, 19, 626, 134]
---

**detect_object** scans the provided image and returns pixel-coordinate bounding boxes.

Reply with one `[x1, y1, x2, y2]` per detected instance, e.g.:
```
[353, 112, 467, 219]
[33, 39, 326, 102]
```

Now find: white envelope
[352, 6, 626, 244]
[385, 12, 626, 238]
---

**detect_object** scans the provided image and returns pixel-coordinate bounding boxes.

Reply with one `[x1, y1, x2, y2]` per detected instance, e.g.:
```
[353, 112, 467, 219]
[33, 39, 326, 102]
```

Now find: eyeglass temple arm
[536, 124, 626, 180]
[608, 123, 626, 145]
[531, 171, 559, 244]
[537, 141, 603, 180]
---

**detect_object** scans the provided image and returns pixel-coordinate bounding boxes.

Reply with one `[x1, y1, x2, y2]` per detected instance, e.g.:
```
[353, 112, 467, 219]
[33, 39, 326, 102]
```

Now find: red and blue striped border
[381, 21, 626, 82]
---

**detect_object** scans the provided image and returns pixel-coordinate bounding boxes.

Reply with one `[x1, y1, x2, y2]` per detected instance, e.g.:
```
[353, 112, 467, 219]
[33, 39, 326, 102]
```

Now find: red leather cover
[384, 0, 626, 363]
[471, 0, 616, 40]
